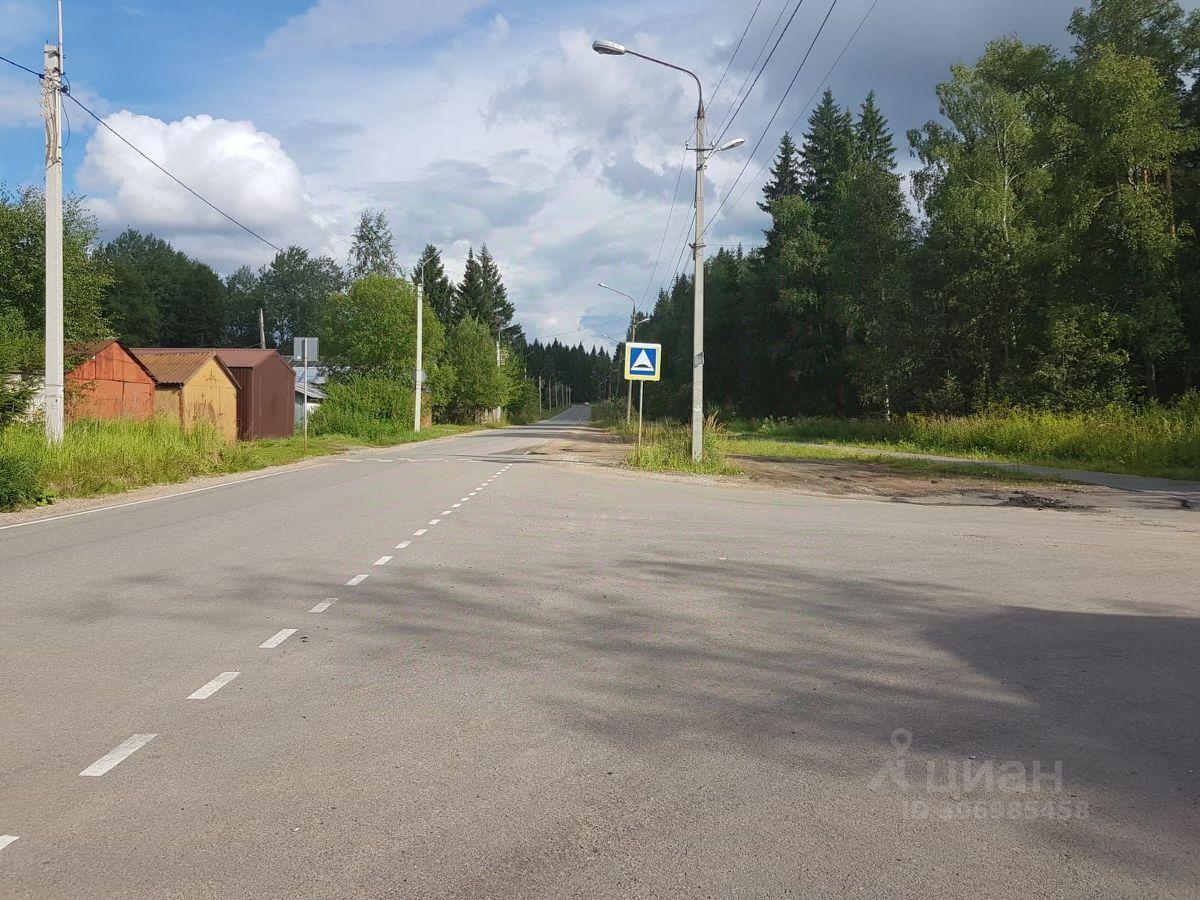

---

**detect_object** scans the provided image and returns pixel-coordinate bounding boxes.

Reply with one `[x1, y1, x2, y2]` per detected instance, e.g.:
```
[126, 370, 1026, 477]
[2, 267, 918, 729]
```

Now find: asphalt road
[1, 406, 1197, 899]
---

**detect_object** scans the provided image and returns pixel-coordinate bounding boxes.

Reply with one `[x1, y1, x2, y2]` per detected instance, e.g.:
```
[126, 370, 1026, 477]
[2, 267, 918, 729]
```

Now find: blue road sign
[624, 342, 662, 382]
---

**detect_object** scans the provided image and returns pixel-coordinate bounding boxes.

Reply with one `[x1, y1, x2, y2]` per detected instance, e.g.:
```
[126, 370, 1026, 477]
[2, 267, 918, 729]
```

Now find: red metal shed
[65, 340, 155, 422]
[133, 348, 295, 440]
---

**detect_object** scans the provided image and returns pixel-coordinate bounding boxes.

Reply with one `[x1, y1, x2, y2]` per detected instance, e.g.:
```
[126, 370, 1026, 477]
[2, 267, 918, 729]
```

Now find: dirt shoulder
[530, 425, 1200, 527]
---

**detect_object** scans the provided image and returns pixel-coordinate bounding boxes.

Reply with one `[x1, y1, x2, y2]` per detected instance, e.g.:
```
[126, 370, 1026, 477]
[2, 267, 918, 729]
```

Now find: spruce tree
[759, 132, 803, 212]
[412, 244, 456, 325]
[800, 89, 855, 216]
[347, 209, 399, 281]
[854, 91, 896, 169]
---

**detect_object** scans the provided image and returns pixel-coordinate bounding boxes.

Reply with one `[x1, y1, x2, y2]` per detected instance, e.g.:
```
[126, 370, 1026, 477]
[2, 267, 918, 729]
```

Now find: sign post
[623, 341, 662, 452]
[294, 337, 318, 452]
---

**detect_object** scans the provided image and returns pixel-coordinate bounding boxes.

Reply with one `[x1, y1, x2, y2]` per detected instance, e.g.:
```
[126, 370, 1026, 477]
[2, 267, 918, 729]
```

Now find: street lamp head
[597, 282, 611, 289]
[717, 138, 746, 152]
[592, 39, 627, 56]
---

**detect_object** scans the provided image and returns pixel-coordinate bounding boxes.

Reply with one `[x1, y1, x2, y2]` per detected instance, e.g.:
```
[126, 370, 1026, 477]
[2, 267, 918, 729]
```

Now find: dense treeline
[638, 0, 1200, 420]
[0, 196, 547, 424]
[523, 339, 615, 403]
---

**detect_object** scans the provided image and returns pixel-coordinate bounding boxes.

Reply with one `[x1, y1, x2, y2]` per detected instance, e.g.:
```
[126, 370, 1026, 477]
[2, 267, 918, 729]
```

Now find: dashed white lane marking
[346, 574, 369, 586]
[260, 628, 297, 649]
[310, 599, 337, 613]
[373, 555, 393, 566]
[0, 836, 19, 852]
[460, 497, 470, 502]
[395, 541, 411, 550]
[441, 510, 452, 516]
[428, 519, 441, 526]
[413, 529, 428, 536]
[452, 503, 462, 508]
[469, 491, 478, 496]
[79, 734, 156, 777]
[187, 672, 240, 700]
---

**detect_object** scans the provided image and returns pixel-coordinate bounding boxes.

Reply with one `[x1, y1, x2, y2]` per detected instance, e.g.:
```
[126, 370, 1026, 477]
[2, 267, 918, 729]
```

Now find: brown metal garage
[134, 351, 240, 441]
[134, 348, 295, 440]
[65, 340, 155, 422]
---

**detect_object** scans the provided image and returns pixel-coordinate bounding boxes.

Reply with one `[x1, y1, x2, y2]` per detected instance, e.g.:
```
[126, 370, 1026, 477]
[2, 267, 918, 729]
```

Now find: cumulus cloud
[264, 0, 493, 53]
[78, 112, 330, 269]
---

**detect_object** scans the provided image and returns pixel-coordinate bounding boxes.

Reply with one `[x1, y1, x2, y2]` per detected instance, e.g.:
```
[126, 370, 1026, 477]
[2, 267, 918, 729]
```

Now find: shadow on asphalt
[52, 542, 1197, 885]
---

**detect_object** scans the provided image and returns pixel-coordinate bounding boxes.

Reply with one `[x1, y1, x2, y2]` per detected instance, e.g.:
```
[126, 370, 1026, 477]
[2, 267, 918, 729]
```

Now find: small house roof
[133, 350, 234, 387]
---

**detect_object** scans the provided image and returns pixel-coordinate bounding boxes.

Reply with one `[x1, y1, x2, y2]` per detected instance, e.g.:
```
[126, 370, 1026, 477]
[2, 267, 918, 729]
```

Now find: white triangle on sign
[631, 349, 655, 372]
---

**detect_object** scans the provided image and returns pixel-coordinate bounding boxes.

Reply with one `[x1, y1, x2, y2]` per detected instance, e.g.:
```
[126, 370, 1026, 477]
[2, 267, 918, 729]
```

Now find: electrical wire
[707, 0, 881, 236]
[711, 0, 808, 148]
[709, 0, 791, 139]
[708, 0, 764, 114]
[0, 53, 44, 79]
[639, 146, 689, 306]
[61, 92, 284, 253]
[704, 0, 842, 235]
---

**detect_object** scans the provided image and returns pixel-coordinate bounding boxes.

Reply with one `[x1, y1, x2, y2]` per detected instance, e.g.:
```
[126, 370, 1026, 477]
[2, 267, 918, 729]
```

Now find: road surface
[1, 407, 1196, 898]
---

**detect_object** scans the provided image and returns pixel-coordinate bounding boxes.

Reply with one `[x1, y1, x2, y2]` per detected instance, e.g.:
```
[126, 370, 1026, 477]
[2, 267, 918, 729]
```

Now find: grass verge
[725, 437, 1064, 484]
[603, 414, 740, 476]
[727, 398, 1200, 481]
[0, 418, 481, 512]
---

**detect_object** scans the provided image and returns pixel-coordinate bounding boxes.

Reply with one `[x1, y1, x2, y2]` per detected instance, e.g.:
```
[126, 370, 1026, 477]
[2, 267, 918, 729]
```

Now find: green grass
[0, 417, 482, 512]
[727, 397, 1200, 481]
[725, 437, 1063, 483]
[606, 417, 740, 476]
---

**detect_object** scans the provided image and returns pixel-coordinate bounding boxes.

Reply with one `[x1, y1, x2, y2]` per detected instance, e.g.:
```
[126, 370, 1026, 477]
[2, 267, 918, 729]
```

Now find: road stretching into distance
[1, 406, 1197, 898]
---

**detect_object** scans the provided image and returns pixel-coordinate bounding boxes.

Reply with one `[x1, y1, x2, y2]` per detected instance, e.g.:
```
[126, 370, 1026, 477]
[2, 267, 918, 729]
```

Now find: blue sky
[3, 0, 1185, 346]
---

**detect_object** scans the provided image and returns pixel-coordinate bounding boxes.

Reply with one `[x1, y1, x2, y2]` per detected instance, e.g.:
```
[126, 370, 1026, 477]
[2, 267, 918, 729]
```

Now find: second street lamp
[597, 282, 651, 424]
[592, 38, 743, 461]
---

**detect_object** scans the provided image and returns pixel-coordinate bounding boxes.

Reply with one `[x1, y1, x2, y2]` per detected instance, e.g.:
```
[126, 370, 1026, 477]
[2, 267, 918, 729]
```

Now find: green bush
[311, 377, 416, 443]
[0, 446, 46, 510]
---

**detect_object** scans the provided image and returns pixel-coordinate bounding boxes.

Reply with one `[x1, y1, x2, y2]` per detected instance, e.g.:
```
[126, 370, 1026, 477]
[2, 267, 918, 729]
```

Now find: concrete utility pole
[414, 278, 424, 432]
[592, 39, 743, 462]
[691, 103, 705, 462]
[42, 31, 64, 444]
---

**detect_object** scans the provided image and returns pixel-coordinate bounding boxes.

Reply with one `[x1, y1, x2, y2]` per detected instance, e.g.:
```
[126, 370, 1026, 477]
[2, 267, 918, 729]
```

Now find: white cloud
[78, 112, 331, 269]
[264, 0, 493, 53]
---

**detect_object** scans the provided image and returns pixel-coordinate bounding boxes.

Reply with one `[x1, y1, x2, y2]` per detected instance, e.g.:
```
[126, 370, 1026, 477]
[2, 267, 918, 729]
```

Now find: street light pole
[414, 274, 424, 433]
[592, 40, 742, 462]
[691, 104, 705, 462]
[597, 282, 644, 425]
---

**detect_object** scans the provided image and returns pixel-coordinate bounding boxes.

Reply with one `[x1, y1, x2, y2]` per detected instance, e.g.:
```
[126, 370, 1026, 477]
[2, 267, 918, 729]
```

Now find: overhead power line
[707, 0, 882, 236]
[639, 146, 690, 306]
[705, 0, 842, 236]
[0, 53, 44, 79]
[712, 0, 809, 148]
[63, 93, 284, 253]
[709, 0, 792, 139]
[708, 0, 764, 114]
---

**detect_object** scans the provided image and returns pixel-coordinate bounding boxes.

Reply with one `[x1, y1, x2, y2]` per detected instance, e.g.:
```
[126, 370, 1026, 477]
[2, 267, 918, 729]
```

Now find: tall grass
[623, 418, 739, 475]
[730, 395, 1200, 480]
[0, 418, 357, 510]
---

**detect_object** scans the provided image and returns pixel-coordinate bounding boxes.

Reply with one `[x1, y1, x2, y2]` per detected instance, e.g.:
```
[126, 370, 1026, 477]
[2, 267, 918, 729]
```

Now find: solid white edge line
[0, 835, 19, 852]
[79, 733, 157, 777]
[396, 541, 411, 549]
[259, 628, 297, 649]
[310, 599, 336, 613]
[0, 467, 317, 532]
[187, 671, 240, 700]
[373, 556, 393, 566]
[346, 574, 369, 585]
